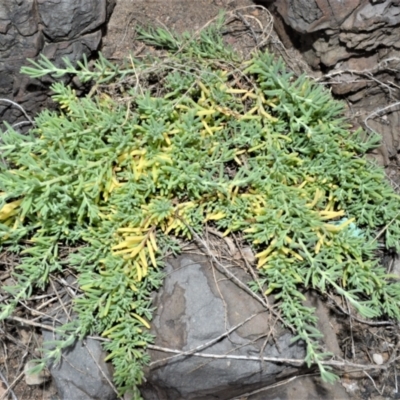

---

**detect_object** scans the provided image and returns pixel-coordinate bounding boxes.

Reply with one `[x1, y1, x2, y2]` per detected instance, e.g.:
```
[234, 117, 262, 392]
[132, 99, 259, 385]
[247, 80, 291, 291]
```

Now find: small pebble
[241, 247, 255, 264]
[24, 360, 51, 385]
[372, 353, 384, 365]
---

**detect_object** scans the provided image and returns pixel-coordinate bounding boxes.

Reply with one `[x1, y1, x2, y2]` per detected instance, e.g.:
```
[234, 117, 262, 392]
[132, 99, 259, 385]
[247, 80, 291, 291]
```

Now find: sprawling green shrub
[1, 19, 400, 397]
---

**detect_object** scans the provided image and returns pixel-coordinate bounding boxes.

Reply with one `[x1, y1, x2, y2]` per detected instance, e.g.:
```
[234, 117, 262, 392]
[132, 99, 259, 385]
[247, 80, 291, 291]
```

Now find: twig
[203, 229, 230, 334]
[230, 234, 281, 357]
[6, 315, 57, 332]
[6, 315, 110, 344]
[228, 374, 311, 400]
[387, 339, 400, 364]
[54, 276, 79, 297]
[231, 235, 274, 314]
[234, 11, 259, 45]
[0, 368, 18, 400]
[0, 370, 23, 400]
[50, 278, 71, 321]
[192, 232, 266, 307]
[27, 290, 67, 302]
[346, 297, 356, 358]
[31, 298, 73, 323]
[319, 58, 400, 82]
[242, 14, 264, 33]
[365, 101, 400, 133]
[84, 341, 120, 398]
[327, 293, 395, 326]
[147, 344, 387, 371]
[18, 299, 64, 324]
[149, 312, 261, 367]
[371, 211, 400, 243]
[363, 370, 383, 395]
[12, 121, 32, 129]
[0, 99, 34, 126]
[36, 292, 66, 311]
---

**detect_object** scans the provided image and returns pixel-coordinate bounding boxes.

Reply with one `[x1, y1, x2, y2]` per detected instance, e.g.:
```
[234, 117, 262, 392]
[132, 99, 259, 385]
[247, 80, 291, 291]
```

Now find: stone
[24, 360, 51, 386]
[392, 254, 400, 277]
[141, 251, 315, 399]
[246, 375, 350, 399]
[0, 0, 116, 130]
[42, 330, 118, 400]
[41, 273, 117, 400]
[276, 0, 360, 33]
[269, 0, 400, 167]
[372, 353, 384, 365]
[37, 0, 108, 41]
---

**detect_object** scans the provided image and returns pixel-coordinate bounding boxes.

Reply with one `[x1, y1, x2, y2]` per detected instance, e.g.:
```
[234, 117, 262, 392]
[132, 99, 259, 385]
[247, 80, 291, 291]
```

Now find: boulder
[0, 0, 115, 130]
[140, 250, 332, 399]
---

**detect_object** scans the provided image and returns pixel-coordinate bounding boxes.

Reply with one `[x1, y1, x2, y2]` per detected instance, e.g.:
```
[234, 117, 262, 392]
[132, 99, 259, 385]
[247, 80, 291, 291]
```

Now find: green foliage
[1, 19, 400, 397]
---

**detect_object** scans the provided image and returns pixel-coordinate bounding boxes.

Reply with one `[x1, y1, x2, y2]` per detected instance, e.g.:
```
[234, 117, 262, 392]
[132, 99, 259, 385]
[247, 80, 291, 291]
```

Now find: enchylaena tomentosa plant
[1, 17, 400, 398]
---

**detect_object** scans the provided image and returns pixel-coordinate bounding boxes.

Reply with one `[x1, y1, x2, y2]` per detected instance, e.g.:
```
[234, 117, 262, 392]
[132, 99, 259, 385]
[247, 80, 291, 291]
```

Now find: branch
[147, 344, 387, 371]
[149, 311, 262, 367]
[0, 98, 35, 126]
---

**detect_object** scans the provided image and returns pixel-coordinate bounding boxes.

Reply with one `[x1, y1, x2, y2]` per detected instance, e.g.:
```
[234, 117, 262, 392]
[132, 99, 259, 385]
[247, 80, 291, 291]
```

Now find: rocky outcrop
[0, 0, 115, 130]
[269, 0, 400, 168]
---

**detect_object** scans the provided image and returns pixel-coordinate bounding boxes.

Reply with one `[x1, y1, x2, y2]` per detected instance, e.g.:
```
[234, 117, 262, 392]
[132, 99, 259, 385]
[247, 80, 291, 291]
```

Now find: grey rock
[276, 0, 359, 33]
[37, 0, 108, 41]
[42, 329, 117, 400]
[0, 0, 115, 130]
[391, 254, 400, 278]
[247, 374, 350, 400]
[141, 252, 307, 400]
[40, 274, 117, 400]
[270, 0, 400, 166]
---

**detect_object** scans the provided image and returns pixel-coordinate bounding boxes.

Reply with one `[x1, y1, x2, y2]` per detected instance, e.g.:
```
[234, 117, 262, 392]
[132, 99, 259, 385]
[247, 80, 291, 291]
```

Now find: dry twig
[149, 312, 261, 368]
[0, 368, 18, 400]
[0, 99, 34, 127]
[147, 344, 388, 372]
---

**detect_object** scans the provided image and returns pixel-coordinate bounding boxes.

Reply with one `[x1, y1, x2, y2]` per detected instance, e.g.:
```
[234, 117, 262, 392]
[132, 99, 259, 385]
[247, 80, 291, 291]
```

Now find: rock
[41, 274, 117, 400]
[140, 251, 336, 400]
[42, 328, 117, 400]
[342, 378, 360, 395]
[0, 0, 116, 130]
[246, 374, 350, 400]
[37, 0, 108, 41]
[391, 254, 400, 278]
[24, 360, 51, 386]
[240, 246, 256, 264]
[269, 0, 400, 167]
[276, 0, 360, 34]
[372, 353, 384, 365]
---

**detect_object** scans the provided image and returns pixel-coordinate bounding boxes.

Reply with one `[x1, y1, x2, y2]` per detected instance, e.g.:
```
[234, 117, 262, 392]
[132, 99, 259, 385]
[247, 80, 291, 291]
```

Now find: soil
[102, 0, 256, 60]
[1, 0, 400, 399]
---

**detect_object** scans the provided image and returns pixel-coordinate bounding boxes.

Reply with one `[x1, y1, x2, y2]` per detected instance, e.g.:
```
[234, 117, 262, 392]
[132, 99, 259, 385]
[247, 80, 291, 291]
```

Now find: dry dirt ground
[102, 0, 261, 60]
[1, 0, 400, 399]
